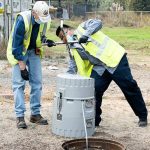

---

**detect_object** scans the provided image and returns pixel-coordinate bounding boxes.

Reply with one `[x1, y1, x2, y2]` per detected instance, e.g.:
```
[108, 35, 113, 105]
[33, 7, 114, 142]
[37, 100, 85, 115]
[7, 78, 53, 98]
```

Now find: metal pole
[10, 0, 13, 29]
[84, 0, 87, 18]
[3, 0, 6, 40]
[20, 0, 21, 12]
[58, 0, 61, 7]
[3, 0, 9, 41]
[60, 18, 73, 59]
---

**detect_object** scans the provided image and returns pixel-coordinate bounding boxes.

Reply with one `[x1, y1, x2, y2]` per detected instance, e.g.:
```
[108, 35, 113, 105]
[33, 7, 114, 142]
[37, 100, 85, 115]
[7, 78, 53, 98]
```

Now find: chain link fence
[1, 11, 150, 59]
[86, 11, 150, 27]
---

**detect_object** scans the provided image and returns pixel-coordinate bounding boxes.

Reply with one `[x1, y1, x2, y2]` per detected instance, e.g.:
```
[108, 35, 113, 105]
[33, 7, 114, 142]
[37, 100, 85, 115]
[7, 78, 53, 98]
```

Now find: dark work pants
[90, 54, 148, 124]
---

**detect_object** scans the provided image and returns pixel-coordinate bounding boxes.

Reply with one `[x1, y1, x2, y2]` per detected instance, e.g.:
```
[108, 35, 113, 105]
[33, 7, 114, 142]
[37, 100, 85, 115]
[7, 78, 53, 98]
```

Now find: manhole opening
[62, 138, 126, 150]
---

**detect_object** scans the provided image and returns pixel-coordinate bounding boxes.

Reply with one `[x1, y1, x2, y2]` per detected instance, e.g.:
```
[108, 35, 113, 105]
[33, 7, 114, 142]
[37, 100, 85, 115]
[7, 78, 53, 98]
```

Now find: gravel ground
[0, 51, 150, 150]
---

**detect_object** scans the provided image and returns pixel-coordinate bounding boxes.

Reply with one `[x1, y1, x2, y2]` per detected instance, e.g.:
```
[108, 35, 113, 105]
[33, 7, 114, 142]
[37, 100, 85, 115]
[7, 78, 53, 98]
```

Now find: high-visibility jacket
[7, 11, 50, 65]
[73, 25, 125, 77]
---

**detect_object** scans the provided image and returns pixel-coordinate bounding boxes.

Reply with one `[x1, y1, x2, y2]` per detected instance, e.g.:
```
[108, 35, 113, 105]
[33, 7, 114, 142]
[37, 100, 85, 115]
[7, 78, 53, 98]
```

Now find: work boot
[95, 122, 100, 127]
[138, 119, 147, 127]
[95, 117, 101, 127]
[16, 117, 27, 129]
[30, 114, 48, 125]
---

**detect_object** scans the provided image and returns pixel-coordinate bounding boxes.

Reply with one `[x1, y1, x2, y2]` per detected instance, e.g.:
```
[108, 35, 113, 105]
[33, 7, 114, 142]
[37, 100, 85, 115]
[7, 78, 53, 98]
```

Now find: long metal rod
[42, 39, 91, 46]
[42, 40, 79, 46]
[82, 101, 88, 150]
[60, 18, 73, 59]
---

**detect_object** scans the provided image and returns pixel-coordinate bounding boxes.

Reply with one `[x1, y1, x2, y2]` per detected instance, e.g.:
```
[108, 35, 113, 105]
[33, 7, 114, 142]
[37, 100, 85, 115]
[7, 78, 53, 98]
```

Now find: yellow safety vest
[72, 49, 93, 77]
[73, 25, 125, 77]
[7, 11, 50, 65]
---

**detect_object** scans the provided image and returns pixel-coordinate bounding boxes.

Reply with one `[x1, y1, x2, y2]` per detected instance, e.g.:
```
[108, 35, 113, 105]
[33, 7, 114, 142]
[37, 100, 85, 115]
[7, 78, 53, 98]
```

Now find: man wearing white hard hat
[7, 1, 55, 129]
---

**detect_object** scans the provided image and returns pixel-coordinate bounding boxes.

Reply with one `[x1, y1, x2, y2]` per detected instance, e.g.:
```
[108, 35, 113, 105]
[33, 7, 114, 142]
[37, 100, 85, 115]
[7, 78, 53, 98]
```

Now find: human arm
[12, 15, 25, 61]
[78, 19, 102, 43]
[67, 58, 77, 74]
[12, 16, 29, 80]
[81, 19, 103, 36]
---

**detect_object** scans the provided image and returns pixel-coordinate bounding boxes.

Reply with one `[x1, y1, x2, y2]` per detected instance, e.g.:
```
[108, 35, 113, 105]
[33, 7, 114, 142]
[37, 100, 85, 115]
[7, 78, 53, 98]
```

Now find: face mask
[67, 34, 74, 42]
[66, 31, 74, 42]
[35, 19, 44, 24]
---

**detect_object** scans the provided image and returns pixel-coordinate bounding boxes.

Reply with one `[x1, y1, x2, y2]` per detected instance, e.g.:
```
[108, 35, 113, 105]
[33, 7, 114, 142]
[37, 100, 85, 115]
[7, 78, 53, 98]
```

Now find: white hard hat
[33, 1, 51, 23]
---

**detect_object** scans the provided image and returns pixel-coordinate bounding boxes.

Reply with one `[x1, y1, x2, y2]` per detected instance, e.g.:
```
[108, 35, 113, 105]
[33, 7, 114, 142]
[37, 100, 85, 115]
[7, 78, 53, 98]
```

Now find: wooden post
[140, 11, 143, 26]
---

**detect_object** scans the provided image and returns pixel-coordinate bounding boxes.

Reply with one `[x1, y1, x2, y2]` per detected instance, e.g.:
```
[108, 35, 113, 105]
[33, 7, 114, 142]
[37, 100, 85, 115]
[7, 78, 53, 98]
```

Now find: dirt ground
[0, 50, 150, 150]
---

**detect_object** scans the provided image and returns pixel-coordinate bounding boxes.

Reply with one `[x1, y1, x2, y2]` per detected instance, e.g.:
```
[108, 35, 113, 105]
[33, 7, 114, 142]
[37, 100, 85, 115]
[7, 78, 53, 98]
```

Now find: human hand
[47, 40, 56, 47]
[78, 35, 88, 44]
[21, 68, 29, 81]
[18, 61, 26, 70]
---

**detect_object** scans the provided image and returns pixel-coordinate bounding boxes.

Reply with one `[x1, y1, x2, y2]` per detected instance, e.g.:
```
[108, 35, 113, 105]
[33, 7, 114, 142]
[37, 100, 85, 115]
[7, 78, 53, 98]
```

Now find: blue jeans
[91, 54, 148, 124]
[12, 49, 42, 117]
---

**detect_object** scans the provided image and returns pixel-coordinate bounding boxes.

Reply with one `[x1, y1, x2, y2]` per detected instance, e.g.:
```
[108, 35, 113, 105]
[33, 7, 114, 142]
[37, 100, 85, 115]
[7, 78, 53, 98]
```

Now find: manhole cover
[62, 138, 126, 150]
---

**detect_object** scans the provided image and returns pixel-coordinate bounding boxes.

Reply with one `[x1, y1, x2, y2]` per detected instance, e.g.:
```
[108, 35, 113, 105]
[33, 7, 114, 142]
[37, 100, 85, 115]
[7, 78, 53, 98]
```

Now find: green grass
[102, 26, 150, 54]
[45, 21, 150, 55]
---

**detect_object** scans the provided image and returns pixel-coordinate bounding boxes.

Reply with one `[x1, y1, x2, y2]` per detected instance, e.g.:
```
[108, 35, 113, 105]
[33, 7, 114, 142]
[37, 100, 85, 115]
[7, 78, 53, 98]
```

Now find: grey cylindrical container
[52, 73, 95, 138]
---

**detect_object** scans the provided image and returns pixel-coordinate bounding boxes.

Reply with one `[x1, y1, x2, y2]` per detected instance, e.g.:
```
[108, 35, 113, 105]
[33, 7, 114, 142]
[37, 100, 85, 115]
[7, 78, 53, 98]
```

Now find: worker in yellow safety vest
[7, 1, 56, 129]
[56, 19, 148, 127]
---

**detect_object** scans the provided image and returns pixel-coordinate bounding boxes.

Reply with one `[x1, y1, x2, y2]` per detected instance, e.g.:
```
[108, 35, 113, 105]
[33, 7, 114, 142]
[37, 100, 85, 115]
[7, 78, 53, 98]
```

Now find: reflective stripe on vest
[75, 28, 109, 58]
[20, 11, 33, 49]
[74, 25, 125, 68]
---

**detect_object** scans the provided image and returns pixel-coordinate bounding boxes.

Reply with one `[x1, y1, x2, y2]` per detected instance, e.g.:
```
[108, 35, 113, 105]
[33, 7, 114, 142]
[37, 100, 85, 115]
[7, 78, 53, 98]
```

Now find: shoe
[95, 117, 101, 127]
[95, 122, 100, 127]
[138, 119, 147, 127]
[95, 120, 101, 127]
[16, 117, 27, 129]
[30, 114, 48, 125]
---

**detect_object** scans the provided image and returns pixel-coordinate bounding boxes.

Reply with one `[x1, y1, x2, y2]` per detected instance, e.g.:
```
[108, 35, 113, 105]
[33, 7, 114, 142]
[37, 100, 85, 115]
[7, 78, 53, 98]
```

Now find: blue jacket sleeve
[12, 15, 25, 61]
[67, 58, 77, 74]
[81, 19, 103, 37]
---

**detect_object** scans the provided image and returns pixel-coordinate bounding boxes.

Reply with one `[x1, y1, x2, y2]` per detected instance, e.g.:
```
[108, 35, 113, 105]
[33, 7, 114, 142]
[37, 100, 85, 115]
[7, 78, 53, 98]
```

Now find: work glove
[21, 68, 29, 81]
[47, 40, 56, 47]
[78, 35, 88, 44]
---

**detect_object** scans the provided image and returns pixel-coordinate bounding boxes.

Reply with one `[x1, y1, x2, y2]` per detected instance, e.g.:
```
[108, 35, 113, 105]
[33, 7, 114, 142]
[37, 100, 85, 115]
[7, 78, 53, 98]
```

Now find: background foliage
[52, 0, 150, 11]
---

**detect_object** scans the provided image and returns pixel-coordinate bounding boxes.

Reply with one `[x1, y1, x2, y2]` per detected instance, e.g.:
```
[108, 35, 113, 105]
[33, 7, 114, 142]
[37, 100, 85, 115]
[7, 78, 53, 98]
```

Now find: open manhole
[62, 138, 126, 150]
